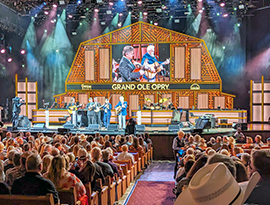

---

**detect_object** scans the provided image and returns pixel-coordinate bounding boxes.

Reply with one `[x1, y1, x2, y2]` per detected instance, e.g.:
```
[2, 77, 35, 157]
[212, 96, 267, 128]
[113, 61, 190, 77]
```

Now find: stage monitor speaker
[18, 116, 31, 129]
[87, 124, 100, 131]
[135, 125, 145, 132]
[58, 128, 70, 134]
[63, 122, 75, 129]
[108, 124, 118, 131]
[32, 123, 45, 130]
[168, 124, 180, 132]
[195, 118, 211, 130]
[232, 122, 247, 131]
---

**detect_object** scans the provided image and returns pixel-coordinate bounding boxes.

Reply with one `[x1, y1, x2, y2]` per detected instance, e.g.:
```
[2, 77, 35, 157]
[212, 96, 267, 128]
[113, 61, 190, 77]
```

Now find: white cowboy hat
[174, 163, 260, 205]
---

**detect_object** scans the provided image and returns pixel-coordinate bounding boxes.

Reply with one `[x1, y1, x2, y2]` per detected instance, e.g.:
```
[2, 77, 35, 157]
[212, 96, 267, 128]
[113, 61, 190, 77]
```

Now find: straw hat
[174, 163, 260, 205]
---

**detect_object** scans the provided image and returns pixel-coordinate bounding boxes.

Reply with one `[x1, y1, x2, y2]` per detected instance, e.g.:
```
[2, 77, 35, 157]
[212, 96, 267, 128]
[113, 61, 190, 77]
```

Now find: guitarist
[141, 45, 169, 82]
[115, 96, 128, 130]
[86, 97, 96, 126]
[66, 97, 77, 125]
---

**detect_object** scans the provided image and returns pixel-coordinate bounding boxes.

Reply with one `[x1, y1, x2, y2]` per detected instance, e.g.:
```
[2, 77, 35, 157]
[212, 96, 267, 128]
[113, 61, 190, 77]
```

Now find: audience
[116, 145, 134, 164]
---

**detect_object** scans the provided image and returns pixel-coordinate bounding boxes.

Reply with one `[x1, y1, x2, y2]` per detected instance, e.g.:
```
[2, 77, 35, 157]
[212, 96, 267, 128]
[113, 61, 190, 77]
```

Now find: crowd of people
[172, 129, 270, 205]
[0, 130, 153, 204]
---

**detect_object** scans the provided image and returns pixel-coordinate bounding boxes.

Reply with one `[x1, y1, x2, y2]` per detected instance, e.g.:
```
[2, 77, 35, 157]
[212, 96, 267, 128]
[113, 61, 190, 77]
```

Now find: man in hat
[12, 97, 25, 128]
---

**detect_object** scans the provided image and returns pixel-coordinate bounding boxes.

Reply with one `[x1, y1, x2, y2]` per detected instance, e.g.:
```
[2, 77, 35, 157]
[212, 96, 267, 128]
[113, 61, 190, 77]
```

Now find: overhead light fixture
[174, 19, 179, 23]
[156, 8, 162, 13]
[106, 10, 112, 14]
[238, 4, 245, 9]
[101, 22, 106, 25]
[97, 0, 103, 3]
[59, 0, 65, 5]
[72, 32, 77, 35]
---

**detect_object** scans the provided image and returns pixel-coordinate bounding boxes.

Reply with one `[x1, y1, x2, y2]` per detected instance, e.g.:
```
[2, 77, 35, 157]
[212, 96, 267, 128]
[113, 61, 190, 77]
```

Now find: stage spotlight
[53, 4, 58, 8]
[94, 8, 99, 12]
[143, 11, 148, 16]
[199, 9, 203, 13]
[51, 20, 55, 23]
[20, 49, 26, 55]
[106, 10, 112, 14]
[138, 0, 142, 5]
[7, 58, 12, 63]
[222, 13, 228, 17]
[44, 11, 49, 15]
[154, 22, 158, 26]
[161, 5, 167, 9]
[198, 0, 203, 2]
[101, 22, 106, 25]
[109, 2, 113, 6]
[174, 19, 179, 23]
[119, 13, 123, 16]
[68, 14, 73, 18]
[0, 49, 5, 54]
[220, 2, 225, 7]
[118, 22, 122, 27]
[238, 4, 245, 9]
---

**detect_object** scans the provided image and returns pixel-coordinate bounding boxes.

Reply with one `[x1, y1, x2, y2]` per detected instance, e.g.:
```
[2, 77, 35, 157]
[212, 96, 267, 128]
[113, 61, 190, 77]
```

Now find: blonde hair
[42, 155, 53, 174]
[91, 147, 101, 162]
[47, 155, 66, 187]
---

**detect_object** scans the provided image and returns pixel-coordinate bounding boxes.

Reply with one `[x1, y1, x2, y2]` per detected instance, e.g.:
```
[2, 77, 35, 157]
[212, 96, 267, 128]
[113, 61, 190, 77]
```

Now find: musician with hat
[12, 97, 25, 128]
[115, 96, 128, 130]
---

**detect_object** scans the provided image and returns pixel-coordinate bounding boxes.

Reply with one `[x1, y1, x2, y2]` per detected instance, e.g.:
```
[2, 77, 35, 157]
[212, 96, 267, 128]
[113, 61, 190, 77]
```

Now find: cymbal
[159, 98, 168, 103]
[145, 98, 152, 102]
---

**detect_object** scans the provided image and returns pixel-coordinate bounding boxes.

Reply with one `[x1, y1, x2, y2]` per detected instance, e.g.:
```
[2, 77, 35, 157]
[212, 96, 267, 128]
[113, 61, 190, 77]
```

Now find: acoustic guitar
[115, 106, 122, 115]
[68, 104, 82, 114]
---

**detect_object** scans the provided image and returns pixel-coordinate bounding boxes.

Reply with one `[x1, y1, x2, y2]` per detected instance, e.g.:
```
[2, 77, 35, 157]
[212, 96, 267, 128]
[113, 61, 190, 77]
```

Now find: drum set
[143, 97, 174, 110]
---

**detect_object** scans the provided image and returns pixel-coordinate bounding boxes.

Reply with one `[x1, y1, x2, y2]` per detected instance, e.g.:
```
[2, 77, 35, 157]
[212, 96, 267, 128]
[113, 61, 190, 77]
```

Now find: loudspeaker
[63, 121, 75, 129]
[32, 123, 45, 130]
[135, 125, 145, 132]
[232, 122, 247, 131]
[168, 124, 180, 132]
[87, 124, 100, 131]
[195, 118, 211, 130]
[108, 124, 118, 131]
[58, 128, 70, 134]
[18, 116, 31, 128]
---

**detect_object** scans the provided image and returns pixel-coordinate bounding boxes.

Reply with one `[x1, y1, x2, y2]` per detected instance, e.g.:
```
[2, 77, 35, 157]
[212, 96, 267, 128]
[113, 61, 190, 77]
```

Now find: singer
[115, 96, 128, 130]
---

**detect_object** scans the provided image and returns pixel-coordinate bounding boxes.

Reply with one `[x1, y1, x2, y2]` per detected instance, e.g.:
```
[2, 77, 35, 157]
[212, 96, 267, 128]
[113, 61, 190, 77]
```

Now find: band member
[12, 97, 25, 128]
[86, 97, 95, 125]
[115, 96, 128, 130]
[141, 45, 169, 82]
[66, 97, 77, 124]
[101, 98, 112, 128]
[118, 46, 144, 82]
[93, 97, 102, 126]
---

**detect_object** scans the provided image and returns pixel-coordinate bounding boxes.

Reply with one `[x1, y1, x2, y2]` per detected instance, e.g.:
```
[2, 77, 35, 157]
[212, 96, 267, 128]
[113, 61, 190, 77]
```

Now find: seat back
[0, 194, 54, 205]
[57, 187, 78, 205]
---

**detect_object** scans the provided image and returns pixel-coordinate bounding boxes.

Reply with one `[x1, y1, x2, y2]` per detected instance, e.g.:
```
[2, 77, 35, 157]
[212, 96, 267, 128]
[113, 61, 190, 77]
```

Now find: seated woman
[254, 135, 264, 147]
[45, 155, 88, 205]
[129, 137, 145, 156]
[242, 136, 255, 149]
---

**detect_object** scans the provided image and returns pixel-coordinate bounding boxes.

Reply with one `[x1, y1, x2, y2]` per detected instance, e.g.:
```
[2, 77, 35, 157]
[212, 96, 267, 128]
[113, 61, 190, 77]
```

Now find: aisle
[124, 161, 175, 205]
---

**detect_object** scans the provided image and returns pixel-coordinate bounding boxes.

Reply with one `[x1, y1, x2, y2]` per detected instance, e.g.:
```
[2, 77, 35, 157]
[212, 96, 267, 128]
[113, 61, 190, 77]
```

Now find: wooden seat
[0, 194, 54, 205]
[114, 160, 133, 184]
[96, 178, 108, 205]
[85, 183, 99, 205]
[115, 173, 123, 201]
[105, 176, 116, 205]
[57, 187, 80, 205]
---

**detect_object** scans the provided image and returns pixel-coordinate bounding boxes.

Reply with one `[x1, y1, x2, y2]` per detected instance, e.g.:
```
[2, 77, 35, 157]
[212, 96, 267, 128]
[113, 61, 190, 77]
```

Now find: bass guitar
[68, 104, 82, 114]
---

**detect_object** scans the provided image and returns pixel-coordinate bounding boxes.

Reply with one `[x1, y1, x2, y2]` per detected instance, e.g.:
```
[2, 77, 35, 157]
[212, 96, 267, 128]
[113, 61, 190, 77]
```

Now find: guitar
[143, 58, 170, 80]
[115, 106, 122, 115]
[68, 104, 82, 114]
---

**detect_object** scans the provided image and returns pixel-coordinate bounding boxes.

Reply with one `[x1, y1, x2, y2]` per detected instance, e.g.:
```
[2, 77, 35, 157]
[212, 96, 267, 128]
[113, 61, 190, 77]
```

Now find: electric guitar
[68, 104, 82, 114]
